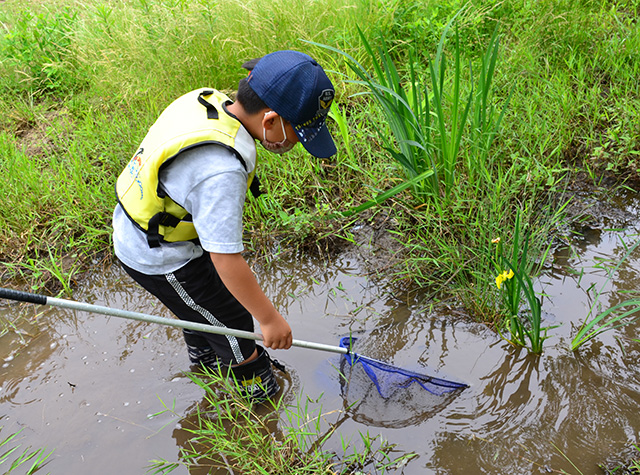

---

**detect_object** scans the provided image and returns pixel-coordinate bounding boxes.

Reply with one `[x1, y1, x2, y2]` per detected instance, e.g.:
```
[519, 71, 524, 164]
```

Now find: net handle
[0, 287, 348, 355]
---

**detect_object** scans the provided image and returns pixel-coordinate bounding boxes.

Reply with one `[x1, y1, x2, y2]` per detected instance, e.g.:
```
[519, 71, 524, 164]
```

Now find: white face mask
[261, 113, 295, 154]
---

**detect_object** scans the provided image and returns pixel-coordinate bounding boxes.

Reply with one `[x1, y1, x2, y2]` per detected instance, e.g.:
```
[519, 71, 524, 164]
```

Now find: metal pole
[0, 287, 348, 355]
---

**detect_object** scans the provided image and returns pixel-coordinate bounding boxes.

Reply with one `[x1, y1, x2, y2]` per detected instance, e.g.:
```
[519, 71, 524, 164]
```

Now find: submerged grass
[147, 367, 415, 474]
[571, 236, 640, 351]
[0, 427, 53, 474]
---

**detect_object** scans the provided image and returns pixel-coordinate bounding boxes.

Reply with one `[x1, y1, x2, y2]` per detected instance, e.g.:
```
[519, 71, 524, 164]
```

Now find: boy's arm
[209, 252, 292, 350]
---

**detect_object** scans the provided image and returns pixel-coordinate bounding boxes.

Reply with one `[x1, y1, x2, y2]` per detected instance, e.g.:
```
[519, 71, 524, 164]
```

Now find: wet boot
[183, 329, 221, 368]
[229, 346, 284, 402]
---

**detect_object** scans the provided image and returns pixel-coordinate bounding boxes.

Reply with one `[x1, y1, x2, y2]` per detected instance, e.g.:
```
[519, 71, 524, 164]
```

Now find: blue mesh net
[339, 337, 468, 398]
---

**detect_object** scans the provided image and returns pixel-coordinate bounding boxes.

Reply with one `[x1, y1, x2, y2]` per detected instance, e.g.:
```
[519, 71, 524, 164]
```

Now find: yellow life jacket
[116, 88, 259, 248]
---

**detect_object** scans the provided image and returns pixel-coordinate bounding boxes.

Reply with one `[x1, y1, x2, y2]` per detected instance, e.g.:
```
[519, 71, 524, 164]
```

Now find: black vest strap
[198, 90, 219, 119]
[250, 174, 264, 198]
[147, 212, 182, 248]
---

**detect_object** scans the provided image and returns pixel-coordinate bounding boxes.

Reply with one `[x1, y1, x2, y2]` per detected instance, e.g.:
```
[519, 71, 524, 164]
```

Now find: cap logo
[318, 89, 334, 113]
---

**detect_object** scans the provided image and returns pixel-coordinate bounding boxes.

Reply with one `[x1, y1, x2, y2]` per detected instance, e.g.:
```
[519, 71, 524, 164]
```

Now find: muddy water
[1, 218, 639, 473]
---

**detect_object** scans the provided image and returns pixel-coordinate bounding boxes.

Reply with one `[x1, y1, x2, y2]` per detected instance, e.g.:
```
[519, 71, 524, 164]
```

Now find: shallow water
[1, 214, 639, 474]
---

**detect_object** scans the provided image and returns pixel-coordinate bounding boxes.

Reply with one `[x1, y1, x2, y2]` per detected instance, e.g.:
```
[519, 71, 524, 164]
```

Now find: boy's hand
[260, 316, 292, 350]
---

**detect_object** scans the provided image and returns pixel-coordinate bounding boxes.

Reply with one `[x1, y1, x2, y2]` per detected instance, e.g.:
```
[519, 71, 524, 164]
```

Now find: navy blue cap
[243, 50, 336, 158]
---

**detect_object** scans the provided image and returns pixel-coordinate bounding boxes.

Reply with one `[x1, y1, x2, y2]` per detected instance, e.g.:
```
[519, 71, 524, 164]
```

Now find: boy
[112, 50, 336, 400]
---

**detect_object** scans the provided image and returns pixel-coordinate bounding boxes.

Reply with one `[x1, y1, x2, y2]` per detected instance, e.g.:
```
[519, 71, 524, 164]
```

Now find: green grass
[0, 427, 53, 474]
[0, 0, 638, 322]
[1, 0, 637, 297]
[0, 0, 394, 292]
[1, 0, 639, 471]
[2, 0, 635, 327]
[571, 236, 640, 351]
[147, 367, 415, 474]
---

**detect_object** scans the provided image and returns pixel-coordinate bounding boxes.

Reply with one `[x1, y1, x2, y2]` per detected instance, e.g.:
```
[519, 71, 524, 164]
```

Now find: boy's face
[261, 112, 300, 154]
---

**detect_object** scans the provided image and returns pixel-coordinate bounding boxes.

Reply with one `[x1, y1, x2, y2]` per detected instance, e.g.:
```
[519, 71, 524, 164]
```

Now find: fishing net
[339, 337, 467, 399]
[338, 356, 458, 428]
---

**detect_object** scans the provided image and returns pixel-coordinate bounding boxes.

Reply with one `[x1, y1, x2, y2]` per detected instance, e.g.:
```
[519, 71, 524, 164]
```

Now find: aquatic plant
[571, 237, 640, 351]
[146, 367, 416, 474]
[597, 443, 640, 474]
[0, 427, 53, 474]
[492, 210, 552, 353]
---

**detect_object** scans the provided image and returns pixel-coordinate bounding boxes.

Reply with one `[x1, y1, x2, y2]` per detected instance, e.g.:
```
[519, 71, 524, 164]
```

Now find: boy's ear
[261, 110, 279, 130]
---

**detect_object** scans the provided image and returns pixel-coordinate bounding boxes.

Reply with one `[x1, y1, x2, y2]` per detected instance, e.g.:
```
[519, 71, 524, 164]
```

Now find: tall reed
[311, 12, 509, 210]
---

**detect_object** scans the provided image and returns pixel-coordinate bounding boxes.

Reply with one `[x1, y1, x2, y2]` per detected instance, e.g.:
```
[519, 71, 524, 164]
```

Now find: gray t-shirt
[113, 125, 256, 275]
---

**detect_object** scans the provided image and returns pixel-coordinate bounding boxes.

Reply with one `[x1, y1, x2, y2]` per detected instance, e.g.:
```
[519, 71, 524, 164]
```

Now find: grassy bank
[0, 0, 637, 336]
[0, 0, 385, 294]
[0, 0, 638, 340]
[0, 0, 637, 301]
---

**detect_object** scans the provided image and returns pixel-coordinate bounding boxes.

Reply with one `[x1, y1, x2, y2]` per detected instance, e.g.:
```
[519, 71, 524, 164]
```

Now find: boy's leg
[182, 328, 220, 367]
[120, 254, 280, 400]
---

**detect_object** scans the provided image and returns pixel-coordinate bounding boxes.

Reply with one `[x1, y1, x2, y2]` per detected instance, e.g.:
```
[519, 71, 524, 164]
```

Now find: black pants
[120, 253, 256, 365]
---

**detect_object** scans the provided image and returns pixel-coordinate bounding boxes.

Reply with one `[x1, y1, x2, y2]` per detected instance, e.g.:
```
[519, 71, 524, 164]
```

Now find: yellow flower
[495, 269, 515, 289]
[492, 237, 501, 244]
